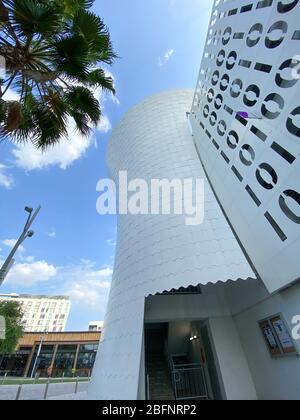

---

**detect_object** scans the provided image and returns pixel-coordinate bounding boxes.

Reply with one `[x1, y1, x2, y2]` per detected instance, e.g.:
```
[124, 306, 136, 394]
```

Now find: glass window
[79, 344, 98, 352]
[52, 345, 77, 378]
[76, 343, 98, 377]
[28, 345, 55, 378]
[0, 352, 30, 377]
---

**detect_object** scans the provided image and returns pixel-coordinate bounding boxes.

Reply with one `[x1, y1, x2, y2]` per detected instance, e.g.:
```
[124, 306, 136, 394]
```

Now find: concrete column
[49, 344, 59, 376]
[24, 347, 35, 378]
[208, 317, 257, 400]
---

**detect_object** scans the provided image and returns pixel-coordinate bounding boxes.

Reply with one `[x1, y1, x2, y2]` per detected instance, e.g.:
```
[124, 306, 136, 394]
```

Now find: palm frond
[65, 85, 101, 125]
[12, 0, 62, 37]
[0, 0, 117, 148]
[86, 69, 115, 94]
[53, 35, 90, 79]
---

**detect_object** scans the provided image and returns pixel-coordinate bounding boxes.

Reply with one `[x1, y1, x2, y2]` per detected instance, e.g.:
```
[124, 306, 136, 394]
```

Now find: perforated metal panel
[191, 0, 300, 293]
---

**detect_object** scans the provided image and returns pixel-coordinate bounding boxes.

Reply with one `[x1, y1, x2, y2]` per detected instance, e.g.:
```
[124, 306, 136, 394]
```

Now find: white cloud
[12, 114, 112, 170]
[1, 238, 57, 289]
[2, 88, 20, 101]
[99, 69, 120, 105]
[5, 260, 57, 286]
[0, 164, 14, 189]
[23, 256, 35, 263]
[106, 239, 116, 247]
[1, 242, 113, 309]
[2, 239, 24, 253]
[97, 114, 112, 133]
[10, 71, 117, 171]
[158, 48, 175, 67]
[47, 231, 56, 239]
[111, 95, 120, 106]
[61, 261, 113, 308]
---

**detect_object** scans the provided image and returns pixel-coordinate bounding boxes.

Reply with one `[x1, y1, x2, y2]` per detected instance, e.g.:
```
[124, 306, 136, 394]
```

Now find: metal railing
[149, 346, 210, 401]
[172, 363, 209, 401]
[146, 373, 150, 401]
[0, 373, 90, 385]
[0, 376, 90, 400]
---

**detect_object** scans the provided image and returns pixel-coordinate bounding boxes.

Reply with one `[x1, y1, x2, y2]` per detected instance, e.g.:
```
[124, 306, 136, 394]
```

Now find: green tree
[0, 0, 116, 149]
[0, 300, 24, 356]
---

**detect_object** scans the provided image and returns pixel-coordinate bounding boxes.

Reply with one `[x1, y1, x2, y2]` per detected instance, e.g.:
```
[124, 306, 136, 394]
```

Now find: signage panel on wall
[259, 314, 297, 357]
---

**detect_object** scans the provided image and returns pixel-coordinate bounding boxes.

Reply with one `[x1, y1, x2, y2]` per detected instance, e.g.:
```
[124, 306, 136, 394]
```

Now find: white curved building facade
[89, 90, 258, 400]
[89, 0, 300, 401]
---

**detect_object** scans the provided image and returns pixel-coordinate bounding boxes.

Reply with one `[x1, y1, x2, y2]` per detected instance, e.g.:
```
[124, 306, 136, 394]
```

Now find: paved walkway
[47, 391, 87, 400]
[0, 382, 88, 400]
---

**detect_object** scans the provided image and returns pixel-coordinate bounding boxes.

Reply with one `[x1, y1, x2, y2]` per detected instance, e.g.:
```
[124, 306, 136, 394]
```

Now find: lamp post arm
[0, 205, 42, 287]
[24, 205, 41, 232]
[0, 232, 26, 274]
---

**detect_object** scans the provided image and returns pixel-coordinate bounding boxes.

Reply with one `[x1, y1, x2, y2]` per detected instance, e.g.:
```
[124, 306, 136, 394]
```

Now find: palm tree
[0, 0, 116, 149]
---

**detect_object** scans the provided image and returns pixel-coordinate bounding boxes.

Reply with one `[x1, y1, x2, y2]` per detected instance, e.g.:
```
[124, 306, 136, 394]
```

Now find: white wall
[168, 321, 191, 355]
[145, 292, 231, 323]
[144, 287, 260, 400]
[144, 279, 300, 400]
[209, 317, 257, 400]
[188, 322, 221, 400]
[233, 282, 300, 400]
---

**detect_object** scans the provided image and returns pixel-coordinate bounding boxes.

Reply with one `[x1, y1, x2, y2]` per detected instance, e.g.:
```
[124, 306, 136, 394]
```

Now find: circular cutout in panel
[277, 0, 299, 13]
[211, 70, 220, 86]
[220, 74, 230, 91]
[209, 111, 218, 126]
[276, 59, 300, 88]
[227, 130, 239, 149]
[217, 120, 227, 136]
[261, 93, 284, 119]
[286, 107, 300, 137]
[240, 144, 255, 166]
[222, 27, 232, 45]
[247, 23, 263, 47]
[244, 85, 260, 107]
[230, 79, 243, 98]
[207, 88, 215, 103]
[279, 190, 300, 224]
[226, 51, 238, 70]
[217, 50, 226, 67]
[203, 105, 210, 118]
[265, 21, 288, 49]
[256, 163, 278, 190]
[214, 94, 223, 110]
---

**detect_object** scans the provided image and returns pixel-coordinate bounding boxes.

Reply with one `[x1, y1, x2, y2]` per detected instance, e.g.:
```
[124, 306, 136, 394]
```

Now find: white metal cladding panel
[191, 0, 300, 293]
[89, 90, 255, 400]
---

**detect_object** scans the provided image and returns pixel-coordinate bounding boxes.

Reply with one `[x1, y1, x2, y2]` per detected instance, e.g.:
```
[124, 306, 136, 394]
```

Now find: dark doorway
[145, 323, 175, 400]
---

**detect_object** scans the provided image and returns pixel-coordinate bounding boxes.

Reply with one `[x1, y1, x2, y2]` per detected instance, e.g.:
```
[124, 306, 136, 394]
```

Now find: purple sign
[237, 111, 249, 119]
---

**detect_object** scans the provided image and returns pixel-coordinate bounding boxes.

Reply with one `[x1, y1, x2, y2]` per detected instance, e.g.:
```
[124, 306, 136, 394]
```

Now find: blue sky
[0, 0, 213, 330]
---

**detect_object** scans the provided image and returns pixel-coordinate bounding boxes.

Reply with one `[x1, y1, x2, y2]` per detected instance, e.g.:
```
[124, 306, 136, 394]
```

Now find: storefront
[0, 331, 100, 378]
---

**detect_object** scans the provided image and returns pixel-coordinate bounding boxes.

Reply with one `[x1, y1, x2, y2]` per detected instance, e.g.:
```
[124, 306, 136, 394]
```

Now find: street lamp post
[31, 331, 48, 379]
[0, 205, 41, 286]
